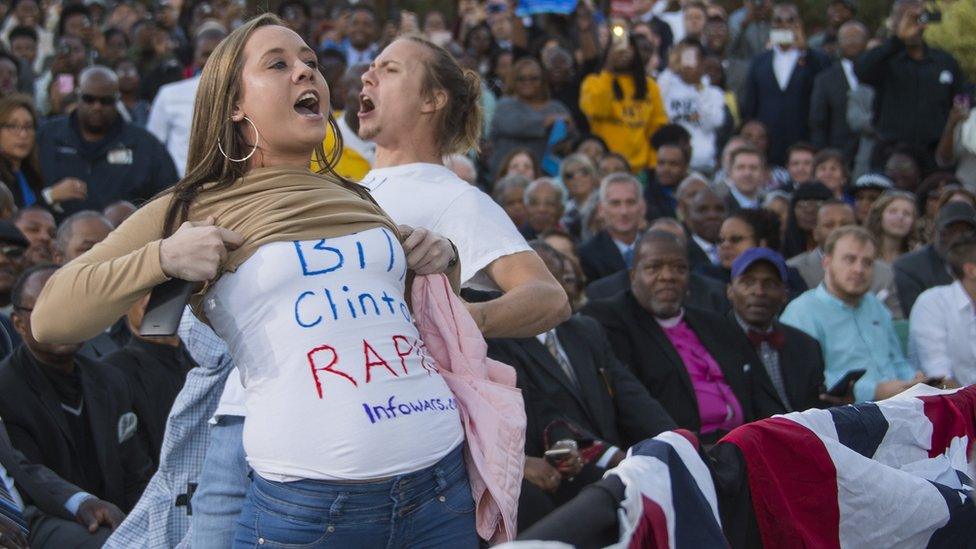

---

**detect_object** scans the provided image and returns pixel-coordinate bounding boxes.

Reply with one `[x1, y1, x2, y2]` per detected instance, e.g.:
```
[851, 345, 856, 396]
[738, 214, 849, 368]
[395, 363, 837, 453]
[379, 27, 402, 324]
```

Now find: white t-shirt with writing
[205, 227, 463, 481]
[361, 163, 531, 290]
[212, 162, 530, 419]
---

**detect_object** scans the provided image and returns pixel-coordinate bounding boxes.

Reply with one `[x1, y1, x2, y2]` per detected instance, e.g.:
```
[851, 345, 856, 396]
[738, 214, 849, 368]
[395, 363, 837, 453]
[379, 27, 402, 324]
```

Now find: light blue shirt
[780, 284, 916, 403]
[0, 461, 91, 516]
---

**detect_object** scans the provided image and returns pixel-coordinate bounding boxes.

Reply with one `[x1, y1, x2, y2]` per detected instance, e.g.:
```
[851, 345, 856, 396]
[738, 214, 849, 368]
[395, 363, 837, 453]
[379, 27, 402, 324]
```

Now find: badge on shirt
[940, 70, 954, 85]
[107, 146, 133, 165]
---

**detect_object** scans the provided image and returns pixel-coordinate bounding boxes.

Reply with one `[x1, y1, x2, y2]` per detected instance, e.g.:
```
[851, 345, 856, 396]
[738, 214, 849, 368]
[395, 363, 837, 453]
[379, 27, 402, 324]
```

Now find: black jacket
[0, 420, 78, 521]
[0, 346, 151, 511]
[741, 48, 831, 165]
[578, 231, 627, 284]
[643, 174, 678, 222]
[809, 62, 858, 162]
[581, 291, 785, 437]
[730, 314, 826, 412]
[855, 37, 967, 159]
[585, 269, 731, 314]
[36, 113, 179, 219]
[487, 315, 675, 457]
[893, 244, 952, 317]
[103, 337, 195, 469]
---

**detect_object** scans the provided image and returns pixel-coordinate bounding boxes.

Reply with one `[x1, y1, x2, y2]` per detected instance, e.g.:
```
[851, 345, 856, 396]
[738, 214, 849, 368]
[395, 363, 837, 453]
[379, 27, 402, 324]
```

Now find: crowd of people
[0, 0, 970, 547]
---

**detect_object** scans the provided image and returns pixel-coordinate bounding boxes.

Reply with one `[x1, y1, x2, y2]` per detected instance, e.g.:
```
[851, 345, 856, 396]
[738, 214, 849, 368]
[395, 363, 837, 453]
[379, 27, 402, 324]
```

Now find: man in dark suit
[894, 202, 976, 316]
[490, 241, 676, 531]
[0, 265, 152, 520]
[741, 3, 830, 165]
[0, 419, 124, 548]
[809, 21, 869, 163]
[684, 187, 727, 274]
[578, 173, 645, 283]
[581, 231, 785, 442]
[586, 218, 731, 313]
[727, 248, 826, 411]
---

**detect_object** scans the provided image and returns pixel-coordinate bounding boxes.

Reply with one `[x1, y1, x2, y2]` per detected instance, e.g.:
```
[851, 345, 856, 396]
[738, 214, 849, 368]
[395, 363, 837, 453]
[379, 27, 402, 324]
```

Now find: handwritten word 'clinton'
[306, 336, 437, 399]
[362, 395, 457, 424]
[294, 286, 411, 328]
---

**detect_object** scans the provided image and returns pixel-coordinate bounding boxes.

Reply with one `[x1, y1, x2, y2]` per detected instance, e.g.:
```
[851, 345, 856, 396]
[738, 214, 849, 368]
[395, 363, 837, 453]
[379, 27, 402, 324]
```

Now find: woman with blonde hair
[31, 14, 491, 548]
[865, 190, 920, 264]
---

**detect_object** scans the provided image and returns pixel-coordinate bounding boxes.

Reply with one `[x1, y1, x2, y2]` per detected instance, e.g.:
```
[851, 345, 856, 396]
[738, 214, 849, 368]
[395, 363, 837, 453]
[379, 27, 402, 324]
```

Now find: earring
[217, 116, 260, 163]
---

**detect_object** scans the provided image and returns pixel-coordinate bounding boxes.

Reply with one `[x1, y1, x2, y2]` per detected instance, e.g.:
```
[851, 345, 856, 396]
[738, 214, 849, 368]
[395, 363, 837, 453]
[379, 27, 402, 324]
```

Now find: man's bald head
[77, 65, 120, 135]
[837, 20, 868, 59]
[79, 65, 119, 89]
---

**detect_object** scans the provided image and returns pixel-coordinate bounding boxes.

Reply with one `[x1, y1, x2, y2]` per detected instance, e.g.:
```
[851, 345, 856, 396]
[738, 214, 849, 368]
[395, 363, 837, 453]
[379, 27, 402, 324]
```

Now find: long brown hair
[0, 94, 42, 205]
[864, 190, 919, 255]
[163, 14, 357, 236]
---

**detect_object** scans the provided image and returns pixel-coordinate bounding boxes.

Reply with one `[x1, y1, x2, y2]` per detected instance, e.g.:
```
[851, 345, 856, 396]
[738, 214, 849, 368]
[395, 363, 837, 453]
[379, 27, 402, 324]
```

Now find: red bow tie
[747, 328, 785, 350]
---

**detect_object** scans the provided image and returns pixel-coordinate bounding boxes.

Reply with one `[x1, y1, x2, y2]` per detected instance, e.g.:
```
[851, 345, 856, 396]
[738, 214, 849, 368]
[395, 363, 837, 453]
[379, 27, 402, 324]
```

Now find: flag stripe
[631, 438, 726, 547]
[722, 417, 841, 549]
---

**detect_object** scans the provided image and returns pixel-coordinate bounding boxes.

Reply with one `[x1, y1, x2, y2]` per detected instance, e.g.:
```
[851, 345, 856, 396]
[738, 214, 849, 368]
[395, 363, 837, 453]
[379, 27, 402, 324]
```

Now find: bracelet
[447, 241, 459, 269]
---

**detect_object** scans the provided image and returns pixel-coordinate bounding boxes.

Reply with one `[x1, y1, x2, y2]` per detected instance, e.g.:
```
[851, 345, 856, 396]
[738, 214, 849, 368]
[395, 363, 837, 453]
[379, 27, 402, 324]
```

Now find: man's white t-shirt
[361, 162, 531, 290]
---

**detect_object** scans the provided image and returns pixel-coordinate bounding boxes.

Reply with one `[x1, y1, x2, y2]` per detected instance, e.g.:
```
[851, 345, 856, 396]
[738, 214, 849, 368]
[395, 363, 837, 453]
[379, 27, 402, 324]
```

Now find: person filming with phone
[855, 0, 967, 170]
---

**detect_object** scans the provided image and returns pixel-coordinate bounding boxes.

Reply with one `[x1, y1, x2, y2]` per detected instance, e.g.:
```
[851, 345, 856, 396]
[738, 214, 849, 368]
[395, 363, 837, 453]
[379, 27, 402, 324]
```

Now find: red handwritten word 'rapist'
[306, 336, 437, 399]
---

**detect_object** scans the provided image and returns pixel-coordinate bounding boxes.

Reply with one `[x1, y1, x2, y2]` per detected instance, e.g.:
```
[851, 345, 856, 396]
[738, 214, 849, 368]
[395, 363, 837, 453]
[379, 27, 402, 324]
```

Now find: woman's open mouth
[294, 91, 322, 119]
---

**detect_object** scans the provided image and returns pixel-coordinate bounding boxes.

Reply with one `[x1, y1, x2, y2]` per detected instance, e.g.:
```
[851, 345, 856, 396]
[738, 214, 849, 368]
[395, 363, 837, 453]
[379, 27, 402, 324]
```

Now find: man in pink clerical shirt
[581, 230, 785, 443]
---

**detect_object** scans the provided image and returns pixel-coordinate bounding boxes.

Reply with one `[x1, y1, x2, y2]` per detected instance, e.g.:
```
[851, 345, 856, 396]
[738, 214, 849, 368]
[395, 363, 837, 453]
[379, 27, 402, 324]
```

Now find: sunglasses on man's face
[0, 245, 25, 259]
[81, 94, 117, 106]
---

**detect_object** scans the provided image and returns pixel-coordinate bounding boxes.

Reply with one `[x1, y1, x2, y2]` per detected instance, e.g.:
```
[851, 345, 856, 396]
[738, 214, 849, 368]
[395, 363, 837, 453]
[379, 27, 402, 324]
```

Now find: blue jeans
[192, 415, 250, 549]
[232, 445, 478, 548]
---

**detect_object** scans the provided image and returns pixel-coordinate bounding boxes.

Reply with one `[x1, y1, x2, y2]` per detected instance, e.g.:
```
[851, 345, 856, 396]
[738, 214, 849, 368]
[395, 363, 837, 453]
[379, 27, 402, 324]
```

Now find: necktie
[0, 476, 28, 536]
[747, 328, 786, 350]
[544, 331, 579, 388]
[622, 246, 634, 268]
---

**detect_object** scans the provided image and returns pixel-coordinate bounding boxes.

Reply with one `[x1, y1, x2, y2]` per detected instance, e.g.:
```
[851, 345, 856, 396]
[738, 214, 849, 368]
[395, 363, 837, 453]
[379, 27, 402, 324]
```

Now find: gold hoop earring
[217, 116, 260, 162]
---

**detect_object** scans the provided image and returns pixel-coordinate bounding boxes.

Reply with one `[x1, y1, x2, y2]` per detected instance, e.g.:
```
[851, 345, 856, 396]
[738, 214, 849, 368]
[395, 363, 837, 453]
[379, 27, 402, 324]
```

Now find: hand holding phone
[826, 369, 866, 398]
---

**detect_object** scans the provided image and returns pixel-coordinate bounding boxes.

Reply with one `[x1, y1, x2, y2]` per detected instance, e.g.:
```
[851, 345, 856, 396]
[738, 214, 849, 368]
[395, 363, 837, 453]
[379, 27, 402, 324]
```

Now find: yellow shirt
[310, 112, 372, 181]
[580, 71, 669, 171]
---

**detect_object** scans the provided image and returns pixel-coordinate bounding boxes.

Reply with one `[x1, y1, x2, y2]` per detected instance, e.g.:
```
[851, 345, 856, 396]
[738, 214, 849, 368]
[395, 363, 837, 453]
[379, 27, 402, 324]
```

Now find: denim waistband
[249, 444, 467, 521]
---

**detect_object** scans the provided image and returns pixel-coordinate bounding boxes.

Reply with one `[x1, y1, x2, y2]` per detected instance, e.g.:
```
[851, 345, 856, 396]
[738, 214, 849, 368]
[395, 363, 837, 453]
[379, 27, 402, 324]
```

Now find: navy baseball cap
[731, 247, 788, 282]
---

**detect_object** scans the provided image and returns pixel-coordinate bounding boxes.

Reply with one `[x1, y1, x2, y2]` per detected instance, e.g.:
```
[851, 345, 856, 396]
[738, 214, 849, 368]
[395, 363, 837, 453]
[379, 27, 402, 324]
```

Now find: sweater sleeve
[32, 197, 172, 344]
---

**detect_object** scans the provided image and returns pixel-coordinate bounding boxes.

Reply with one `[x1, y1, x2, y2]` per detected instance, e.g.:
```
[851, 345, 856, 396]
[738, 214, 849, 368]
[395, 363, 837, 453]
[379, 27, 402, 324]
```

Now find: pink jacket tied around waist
[411, 273, 526, 544]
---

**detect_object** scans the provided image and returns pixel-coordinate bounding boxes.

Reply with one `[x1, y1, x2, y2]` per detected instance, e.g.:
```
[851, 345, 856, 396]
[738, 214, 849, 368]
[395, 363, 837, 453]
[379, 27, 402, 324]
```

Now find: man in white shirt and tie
[909, 233, 976, 387]
[725, 146, 765, 211]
